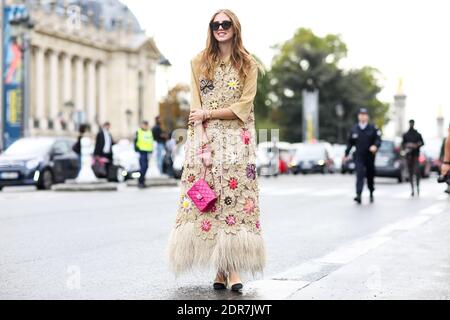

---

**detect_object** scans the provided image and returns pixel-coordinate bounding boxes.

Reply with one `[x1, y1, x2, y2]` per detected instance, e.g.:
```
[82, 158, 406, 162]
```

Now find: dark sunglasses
[210, 20, 232, 31]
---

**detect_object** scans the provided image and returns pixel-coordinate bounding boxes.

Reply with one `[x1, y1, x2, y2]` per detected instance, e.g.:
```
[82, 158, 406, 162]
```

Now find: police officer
[134, 121, 154, 188]
[344, 108, 382, 204]
[402, 119, 424, 197]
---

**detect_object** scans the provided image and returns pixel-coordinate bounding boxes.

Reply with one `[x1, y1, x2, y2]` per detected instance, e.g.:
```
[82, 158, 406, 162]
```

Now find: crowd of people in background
[70, 115, 178, 188]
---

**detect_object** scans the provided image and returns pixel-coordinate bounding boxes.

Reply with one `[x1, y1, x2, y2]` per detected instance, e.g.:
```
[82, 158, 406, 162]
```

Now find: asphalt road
[0, 173, 449, 299]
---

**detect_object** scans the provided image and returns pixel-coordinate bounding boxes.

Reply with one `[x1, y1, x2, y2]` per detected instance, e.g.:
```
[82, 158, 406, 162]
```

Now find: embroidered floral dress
[167, 52, 266, 276]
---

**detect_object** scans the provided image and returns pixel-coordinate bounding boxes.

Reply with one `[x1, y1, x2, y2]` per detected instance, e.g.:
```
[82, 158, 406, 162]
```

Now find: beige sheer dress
[167, 52, 266, 276]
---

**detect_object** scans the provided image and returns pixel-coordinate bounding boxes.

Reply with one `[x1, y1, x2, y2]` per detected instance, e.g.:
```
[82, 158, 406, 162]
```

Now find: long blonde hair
[200, 9, 255, 81]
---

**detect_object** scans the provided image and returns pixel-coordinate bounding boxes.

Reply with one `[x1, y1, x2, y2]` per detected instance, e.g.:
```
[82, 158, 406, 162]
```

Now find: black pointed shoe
[213, 282, 227, 290]
[370, 192, 374, 203]
[354, 194, 362, 204]
[230, 283, 243, 292]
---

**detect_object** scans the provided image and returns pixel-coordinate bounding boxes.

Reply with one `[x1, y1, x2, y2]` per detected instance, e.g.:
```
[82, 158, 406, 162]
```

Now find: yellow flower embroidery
[182, 196, 191, 209]
[227, 78, 239, 90]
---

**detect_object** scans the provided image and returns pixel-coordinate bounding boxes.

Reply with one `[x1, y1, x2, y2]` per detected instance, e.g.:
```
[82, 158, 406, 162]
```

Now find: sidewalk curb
[126, 177, 179, 188]
[52, 180, 118, 192]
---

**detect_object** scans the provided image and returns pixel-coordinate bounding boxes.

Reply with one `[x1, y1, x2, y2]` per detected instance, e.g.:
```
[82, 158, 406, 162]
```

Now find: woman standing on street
[167, 9, 265, 291]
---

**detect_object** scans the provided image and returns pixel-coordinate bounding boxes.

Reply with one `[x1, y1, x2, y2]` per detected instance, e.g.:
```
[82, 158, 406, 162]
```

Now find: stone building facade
[6, 0, 161, 139]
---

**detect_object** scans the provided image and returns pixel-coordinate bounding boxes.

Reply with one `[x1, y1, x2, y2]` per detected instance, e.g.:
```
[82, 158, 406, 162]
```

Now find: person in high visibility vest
[134, 121, 154, 188]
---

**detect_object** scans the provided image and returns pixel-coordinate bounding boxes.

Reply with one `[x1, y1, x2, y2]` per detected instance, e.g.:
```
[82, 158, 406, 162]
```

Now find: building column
[74, 57, 85, 128]
[35, 47, 47, 130]
[63, 54, 74, 131]
[98, 63, 107, 126]
[49, 50, 60, 131]
[86, 60, 97, 133]
[146, 60, 157, 125]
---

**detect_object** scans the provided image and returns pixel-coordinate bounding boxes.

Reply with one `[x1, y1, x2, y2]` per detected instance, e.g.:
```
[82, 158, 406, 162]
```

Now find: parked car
[172, 144, 185, 179]
[375, 140, 406, 182]
[331, 144, 348, 173]
[256, 141, 280, 177]
[0, 137, 80, 191]
[289, 142, 334, 174]
[277, 142, 295, 175]
[422, 138, 443, 173]
[111, 139, 140, 181]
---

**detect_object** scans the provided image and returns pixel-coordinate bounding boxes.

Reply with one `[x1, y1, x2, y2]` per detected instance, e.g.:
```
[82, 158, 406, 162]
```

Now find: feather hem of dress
[167, 222, 266, 277]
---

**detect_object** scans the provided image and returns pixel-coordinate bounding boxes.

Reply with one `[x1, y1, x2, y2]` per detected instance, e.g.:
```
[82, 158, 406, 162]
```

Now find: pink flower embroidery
[228, 178, 238, 190]
[256, 220, 261, 230]
[244, 198, 255, 214]
[201, 220, 212, 232]
[226, 215, 236, 226]
[240, 129, 251, 145]
[187, 174, 196, 183]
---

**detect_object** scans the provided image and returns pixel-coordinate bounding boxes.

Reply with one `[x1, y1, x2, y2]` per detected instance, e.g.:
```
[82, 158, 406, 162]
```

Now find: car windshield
[379, 141, 394, 153]
[296, 144, 326, 160]
[4, 138, 54, 157]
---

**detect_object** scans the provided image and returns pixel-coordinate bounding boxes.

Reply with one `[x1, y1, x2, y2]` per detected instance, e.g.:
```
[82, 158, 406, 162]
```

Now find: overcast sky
[123, 0, 449, 141]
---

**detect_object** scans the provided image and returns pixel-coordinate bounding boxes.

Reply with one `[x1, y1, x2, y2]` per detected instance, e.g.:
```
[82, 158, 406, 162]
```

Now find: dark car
[0, 137, 80, 191]
[290, 143, 334, 174]
[375, 140, 406, 182]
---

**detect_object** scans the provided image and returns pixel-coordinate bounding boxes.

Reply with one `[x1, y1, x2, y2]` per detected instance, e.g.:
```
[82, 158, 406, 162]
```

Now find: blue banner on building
[2, 5, 27, 149]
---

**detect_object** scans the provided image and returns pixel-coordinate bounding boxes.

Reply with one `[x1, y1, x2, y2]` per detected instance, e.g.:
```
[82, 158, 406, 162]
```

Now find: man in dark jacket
[152, 116, 168, 174]
[93, 122, 114, 177]
[402, 119, 425, 196]
[344, 108, 382, 204]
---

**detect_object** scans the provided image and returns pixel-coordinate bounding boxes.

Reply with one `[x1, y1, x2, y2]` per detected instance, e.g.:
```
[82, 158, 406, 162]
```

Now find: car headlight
[26, 159, 40, 170]
[394, 160, 400, 169]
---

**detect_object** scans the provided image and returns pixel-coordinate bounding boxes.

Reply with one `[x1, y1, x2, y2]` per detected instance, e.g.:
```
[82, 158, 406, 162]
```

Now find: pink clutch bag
[187, 178, 217, 212]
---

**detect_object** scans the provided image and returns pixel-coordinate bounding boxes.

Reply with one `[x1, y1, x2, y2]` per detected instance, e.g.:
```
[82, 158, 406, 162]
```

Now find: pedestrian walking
[72, 124, 87, 175]
[93, 122, 114, 178]
[344, 108, 382, 204]
[134, 121, 154, 188]
[402, 120, 425, 196]
[167, 9, 265, 292]
[152, 116, 168, 175]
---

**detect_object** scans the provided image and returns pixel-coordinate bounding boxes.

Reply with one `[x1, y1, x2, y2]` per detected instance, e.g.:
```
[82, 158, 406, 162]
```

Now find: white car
[256, 141, 280, 177]
[112, 139, 140, 181]
[171, 144, 185, 179]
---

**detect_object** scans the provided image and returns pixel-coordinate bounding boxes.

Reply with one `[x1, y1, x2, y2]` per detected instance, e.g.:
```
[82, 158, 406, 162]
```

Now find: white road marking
[436, 194, 449, 201]
[419, 203, 447, 215]
[374, 215, 431, 236]
[318, 236, 392, 265]
[255, 201, 447, 299]
[244, 280, 309, 300]
[272, 260, 333, 281]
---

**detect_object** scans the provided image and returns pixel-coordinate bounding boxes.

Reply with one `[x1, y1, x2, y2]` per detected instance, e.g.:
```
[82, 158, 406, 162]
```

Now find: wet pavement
[0, 174, 449, 299]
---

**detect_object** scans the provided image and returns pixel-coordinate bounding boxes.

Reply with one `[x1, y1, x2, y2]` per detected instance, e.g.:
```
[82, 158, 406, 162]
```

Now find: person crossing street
[402, 119, 425, 197]
[134, 121, 154, 188]
[344, 108, 382, 204]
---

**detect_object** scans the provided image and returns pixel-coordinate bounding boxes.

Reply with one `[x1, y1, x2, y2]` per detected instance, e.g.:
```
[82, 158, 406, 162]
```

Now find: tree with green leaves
[262, 28, 389, 143]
